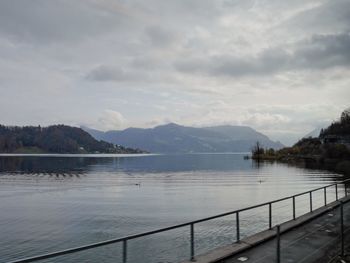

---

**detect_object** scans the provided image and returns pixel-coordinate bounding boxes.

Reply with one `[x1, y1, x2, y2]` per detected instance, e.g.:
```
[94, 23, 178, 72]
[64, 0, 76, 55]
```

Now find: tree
[320, 108, 350, 137]
[340, 108, 350, 124]
[0, 124, 136, 153]
[252, 141, 264, 159]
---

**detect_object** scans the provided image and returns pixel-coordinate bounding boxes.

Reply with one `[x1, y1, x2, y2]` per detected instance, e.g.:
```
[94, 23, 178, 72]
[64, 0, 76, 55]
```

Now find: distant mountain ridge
[0, 124, 145, 154]
[83, 123, 284, 153]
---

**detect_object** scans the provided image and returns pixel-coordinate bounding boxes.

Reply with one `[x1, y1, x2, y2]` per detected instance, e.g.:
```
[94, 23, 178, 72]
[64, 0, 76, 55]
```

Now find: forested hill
[0, 125, 145, 154]
[251, 108, 350, 175]
[320, 108, 350, 137]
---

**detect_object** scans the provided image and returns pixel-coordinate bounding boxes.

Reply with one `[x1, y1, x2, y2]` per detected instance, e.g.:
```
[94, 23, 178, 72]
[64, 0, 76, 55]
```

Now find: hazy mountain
[0, 124, 145, 154]
[303, 123, 331, 139]
[82, 123, 284, 153]
[303, 128, 322, 138]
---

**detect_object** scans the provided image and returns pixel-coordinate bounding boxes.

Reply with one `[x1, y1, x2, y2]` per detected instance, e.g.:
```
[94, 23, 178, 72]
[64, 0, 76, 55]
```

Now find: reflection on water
[0, 156, 99, 175]
[0, 154, 343, 263]
[0, 153, 258, 174]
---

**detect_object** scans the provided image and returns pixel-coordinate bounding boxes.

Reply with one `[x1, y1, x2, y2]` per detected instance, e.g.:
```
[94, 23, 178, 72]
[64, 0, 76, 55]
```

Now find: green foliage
[251, 141, 264, 158]
[335, 161, 350, 175]
[341, 108, 350, 123]
[294, 137, 321, 147]
[249, 109, 350, 175]
[0, 124, 144, 154]
[320, 108, 350, 137]
[266, 148, 275, 155]
[292, 137, 322, 155]
[323, 143, 350, 159]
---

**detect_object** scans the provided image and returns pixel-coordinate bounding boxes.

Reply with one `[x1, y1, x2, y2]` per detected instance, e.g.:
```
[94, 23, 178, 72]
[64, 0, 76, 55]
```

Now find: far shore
[0, 153, 155, 157]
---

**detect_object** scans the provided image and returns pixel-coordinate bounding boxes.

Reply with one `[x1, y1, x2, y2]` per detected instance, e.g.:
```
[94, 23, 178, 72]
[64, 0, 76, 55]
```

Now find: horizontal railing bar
[8, 178, 350, 263]
[7, 238, 126, 263]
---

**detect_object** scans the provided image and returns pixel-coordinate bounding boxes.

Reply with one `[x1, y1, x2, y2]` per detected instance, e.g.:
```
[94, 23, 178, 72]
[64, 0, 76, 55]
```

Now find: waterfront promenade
[8, 179, 350, 263]
[184, 196, 350, 263]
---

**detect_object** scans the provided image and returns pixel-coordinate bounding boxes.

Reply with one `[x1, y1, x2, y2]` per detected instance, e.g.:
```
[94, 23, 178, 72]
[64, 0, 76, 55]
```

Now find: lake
[0, 153, 343, 263]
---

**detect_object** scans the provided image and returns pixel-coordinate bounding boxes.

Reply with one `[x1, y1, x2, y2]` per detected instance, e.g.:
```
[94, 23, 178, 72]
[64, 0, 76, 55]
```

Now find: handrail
[8, 178, 350, 263]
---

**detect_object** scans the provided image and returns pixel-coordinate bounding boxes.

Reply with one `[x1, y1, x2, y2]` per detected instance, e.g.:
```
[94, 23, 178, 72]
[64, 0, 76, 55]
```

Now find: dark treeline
[0, 155, 104, 174]
[251, 108, 350, 176]
[0, 124, 145, 154]
[320, 108, 350, 137]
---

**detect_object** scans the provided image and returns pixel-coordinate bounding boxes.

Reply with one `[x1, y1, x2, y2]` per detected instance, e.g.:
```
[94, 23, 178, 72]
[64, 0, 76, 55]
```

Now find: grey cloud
[295, 34, 350, 69]
[85, 64, 160, 83]
[145, 26, 177, 48]
[0, 0, 123, 43]
[284, 0, 350, 34]
[86, 65, 132, 82]
[0, 0, 348, 144]
[0, 0, 232, 45]
[175, 33, 350, 77]
[142, 0, 224, 20]
[131, 55, 162, 70]
[174, 50, 288, 77]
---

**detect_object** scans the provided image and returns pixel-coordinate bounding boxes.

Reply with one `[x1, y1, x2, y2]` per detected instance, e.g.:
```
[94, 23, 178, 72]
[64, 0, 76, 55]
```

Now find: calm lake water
[0, 153, 344, 263]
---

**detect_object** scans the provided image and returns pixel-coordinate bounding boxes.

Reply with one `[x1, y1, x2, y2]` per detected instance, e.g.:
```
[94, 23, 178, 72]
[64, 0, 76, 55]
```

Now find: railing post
[276, 225, 281, 263]
[269, 203, 272, 229]
[345, 184, 348, 197]
[190, 223, 195, 261]
[236, 212, 240, 242]
[336, 184, 338, 201]
[292, 196, 296, 220]
[13, 181, 350, 263]
[309, 192, 313, 212]
[123, 239, 127, 263]
[340, 201, 344, 257]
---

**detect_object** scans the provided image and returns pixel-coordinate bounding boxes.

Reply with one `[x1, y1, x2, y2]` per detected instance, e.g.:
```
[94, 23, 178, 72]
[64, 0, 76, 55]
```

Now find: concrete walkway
[183, 196, 350, 263]
[223, 204, 345, 263]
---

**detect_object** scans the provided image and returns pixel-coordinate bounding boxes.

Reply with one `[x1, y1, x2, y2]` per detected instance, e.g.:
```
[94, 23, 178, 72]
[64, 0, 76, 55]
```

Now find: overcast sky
[0, 0, 349, 145]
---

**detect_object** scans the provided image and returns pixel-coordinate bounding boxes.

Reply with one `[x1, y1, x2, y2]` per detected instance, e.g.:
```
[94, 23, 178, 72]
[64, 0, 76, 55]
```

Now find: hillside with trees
[320, 108, 350, 137]
[251, 108, 350, 176]
[0, 125, 145, 154]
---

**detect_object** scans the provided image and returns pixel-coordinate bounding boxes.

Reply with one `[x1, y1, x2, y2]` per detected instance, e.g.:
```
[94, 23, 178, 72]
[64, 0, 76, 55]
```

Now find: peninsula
[0, 124, 146, 154]
[252, 108, 350, 176]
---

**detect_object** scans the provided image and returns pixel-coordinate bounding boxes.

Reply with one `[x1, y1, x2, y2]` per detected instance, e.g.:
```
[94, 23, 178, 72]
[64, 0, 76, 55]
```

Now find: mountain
[83, 123, 284, 153]
[0, 124, 145, 154]
[303, 128, 322, 138]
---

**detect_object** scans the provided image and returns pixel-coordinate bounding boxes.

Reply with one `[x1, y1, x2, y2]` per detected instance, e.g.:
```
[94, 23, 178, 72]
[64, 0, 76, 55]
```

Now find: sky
[0, 0, 349, 145]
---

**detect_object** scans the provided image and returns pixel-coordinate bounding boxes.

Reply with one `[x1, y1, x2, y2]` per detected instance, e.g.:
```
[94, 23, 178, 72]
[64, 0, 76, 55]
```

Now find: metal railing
[274, 198, 350, 262]
[8, 178, 350, 263]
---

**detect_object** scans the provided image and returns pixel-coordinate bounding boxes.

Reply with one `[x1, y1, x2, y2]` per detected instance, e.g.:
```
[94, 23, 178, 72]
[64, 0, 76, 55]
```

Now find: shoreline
[250, 154, 350, 176]
[0, 153, 155, 157]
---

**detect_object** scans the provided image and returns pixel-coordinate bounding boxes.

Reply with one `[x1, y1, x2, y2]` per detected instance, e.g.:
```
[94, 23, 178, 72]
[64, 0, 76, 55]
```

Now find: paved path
[222, 200, 350, 263]
[183, 196, 350, 263]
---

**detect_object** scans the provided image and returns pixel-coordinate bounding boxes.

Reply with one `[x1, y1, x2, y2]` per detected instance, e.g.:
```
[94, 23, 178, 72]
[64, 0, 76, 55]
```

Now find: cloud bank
[0, 0, 349, 145]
